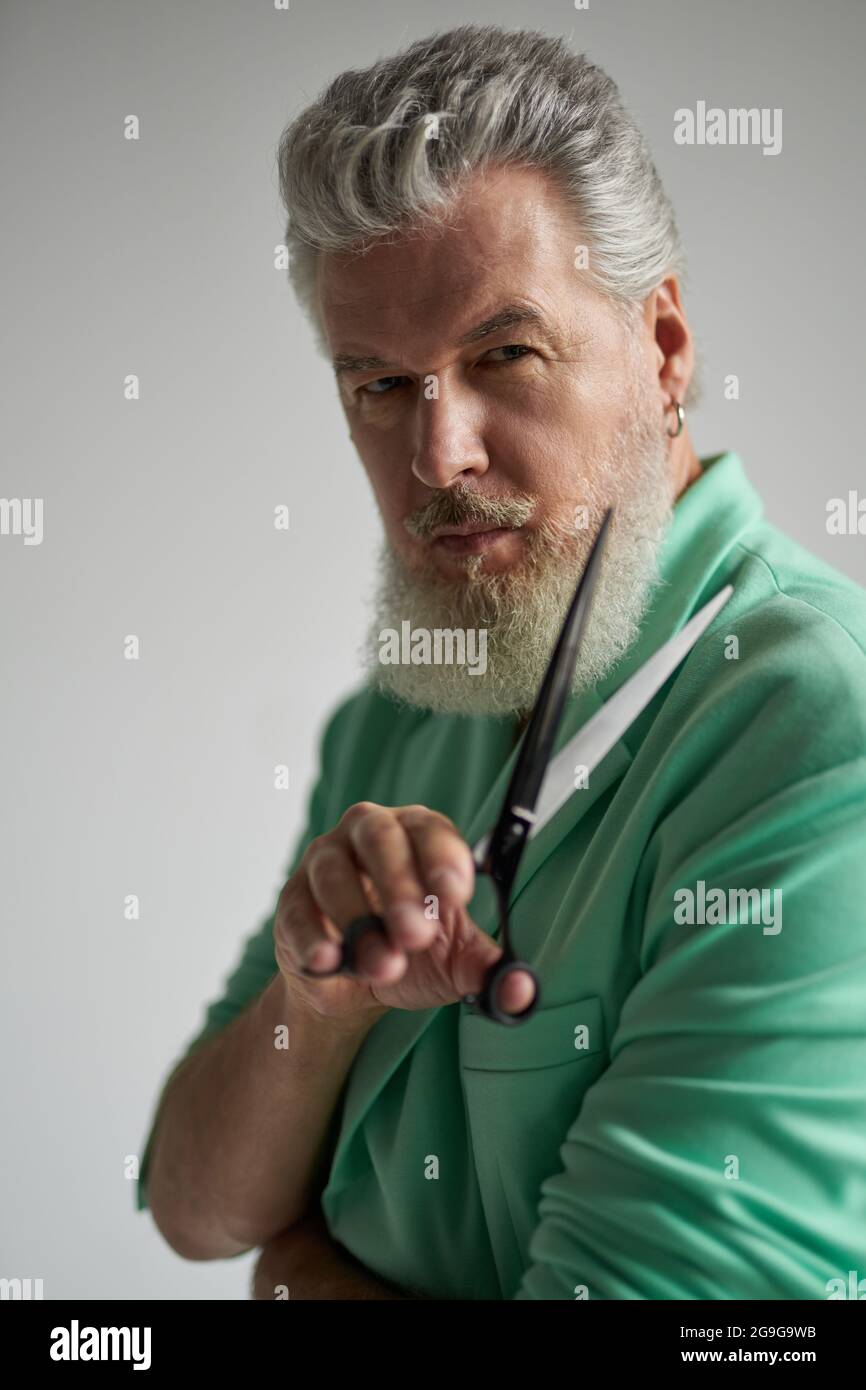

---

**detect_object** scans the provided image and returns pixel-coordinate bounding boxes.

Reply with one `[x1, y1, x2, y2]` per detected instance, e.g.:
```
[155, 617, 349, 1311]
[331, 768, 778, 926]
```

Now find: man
[137, 26, 866, 1300]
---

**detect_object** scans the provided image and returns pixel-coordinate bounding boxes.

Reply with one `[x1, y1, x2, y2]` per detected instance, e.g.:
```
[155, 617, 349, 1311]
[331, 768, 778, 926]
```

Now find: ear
[642, 276, 694, 409]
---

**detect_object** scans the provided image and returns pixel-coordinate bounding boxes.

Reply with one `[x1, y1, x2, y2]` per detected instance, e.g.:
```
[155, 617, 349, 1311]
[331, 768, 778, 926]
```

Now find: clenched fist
[273, 801, 534, 1028]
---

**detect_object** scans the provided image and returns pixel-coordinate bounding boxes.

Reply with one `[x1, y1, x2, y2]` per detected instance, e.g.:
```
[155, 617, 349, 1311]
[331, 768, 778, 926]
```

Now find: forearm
[146, 972, 382, 1259]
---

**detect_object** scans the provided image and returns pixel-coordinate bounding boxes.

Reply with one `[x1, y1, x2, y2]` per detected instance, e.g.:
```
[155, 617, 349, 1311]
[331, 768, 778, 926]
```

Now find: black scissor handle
[300, 914, 540, 1025]
[464, 957, 541, 1026]
[299, 914, 389, 978]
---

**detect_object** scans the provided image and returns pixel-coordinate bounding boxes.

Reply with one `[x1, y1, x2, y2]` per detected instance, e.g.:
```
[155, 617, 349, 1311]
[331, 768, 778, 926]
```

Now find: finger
[341, 805, 437, 951]
[441, 909, 536, 1015]
[347, 919, 411, 985]
[305, 841, 411, 979]
[395, 806, 475, 914]
[489, 969, 537, 1016]
[307, 831, 423, 979]
[306, 840, 376, 935]
[274, 872, 345, 975]
[297, 839, 414, 984]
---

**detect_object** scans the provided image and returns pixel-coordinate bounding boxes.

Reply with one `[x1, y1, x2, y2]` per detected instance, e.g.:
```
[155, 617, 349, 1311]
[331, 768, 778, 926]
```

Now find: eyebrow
[331, 303, 551, 378]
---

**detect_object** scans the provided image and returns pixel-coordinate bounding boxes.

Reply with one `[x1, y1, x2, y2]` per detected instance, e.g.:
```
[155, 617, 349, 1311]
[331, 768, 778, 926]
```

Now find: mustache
[404, 482, 537, 539]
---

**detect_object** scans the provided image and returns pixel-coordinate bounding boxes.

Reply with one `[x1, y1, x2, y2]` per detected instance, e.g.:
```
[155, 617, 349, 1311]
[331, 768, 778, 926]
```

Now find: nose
[410, 383, 489, 488]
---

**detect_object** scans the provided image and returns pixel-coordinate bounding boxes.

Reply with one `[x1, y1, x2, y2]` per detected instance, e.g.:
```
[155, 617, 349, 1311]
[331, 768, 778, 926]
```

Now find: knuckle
[301, 833, 331, 866]
[276, 876, 300, 918]
[397, 806, 434, 832]
[309, 852, 348, 899]
[307, 840, 342, 871]
[353, 814, 399, 857]
[274, 897, 300, 942]
[381, 874, 422, 905]
[274, 887, 313, 947]
[397, 805, 458, 836]
[340, 800, 382, 829]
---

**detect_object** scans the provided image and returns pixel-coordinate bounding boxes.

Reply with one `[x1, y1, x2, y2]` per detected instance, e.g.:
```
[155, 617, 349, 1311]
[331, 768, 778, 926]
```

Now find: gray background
[1, 0, 863, 1300]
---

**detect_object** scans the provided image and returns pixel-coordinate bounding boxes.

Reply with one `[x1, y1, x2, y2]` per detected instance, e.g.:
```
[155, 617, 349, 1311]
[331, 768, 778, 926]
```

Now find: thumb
[448, 908, 537, 1017]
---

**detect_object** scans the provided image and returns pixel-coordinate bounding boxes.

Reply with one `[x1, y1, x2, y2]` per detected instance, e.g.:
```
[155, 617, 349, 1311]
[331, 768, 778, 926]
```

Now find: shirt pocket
[459, 995, 608, 1295]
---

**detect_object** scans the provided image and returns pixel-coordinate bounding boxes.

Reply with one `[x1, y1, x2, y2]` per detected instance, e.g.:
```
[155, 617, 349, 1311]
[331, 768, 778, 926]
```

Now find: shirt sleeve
[513, 614, 866, 1299]
[134, 698, 347, 1215]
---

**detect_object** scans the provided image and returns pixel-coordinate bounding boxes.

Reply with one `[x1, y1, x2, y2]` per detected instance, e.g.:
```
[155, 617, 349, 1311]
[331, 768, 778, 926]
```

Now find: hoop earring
[665, 398, 685, 438]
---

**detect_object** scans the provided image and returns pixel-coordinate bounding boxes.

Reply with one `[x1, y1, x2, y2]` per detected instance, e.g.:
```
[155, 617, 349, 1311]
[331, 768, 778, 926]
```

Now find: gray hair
[277, 24, 701, 407]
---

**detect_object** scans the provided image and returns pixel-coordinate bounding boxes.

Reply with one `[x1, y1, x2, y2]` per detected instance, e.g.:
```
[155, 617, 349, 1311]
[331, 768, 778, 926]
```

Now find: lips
[431, 525, 517, 555]
[431, 522, 513, 538]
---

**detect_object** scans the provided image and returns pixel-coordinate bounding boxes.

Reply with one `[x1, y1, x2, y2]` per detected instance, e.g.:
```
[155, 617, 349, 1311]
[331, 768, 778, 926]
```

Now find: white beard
[361, 354, 676, 718]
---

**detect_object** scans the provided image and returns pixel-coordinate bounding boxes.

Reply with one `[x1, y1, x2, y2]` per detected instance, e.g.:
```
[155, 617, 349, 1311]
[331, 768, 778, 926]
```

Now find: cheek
[496, 361, 609, 442]
[487, 384, 624, 508]
[484, 390, 598, 491]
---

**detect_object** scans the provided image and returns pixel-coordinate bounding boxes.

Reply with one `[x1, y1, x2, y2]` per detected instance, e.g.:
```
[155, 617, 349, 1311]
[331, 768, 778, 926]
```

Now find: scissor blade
[496, 507, 613, 827]
[472, 584, 733, 860]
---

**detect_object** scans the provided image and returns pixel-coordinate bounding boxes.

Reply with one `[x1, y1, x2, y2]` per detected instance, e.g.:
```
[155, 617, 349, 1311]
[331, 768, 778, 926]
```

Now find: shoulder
[726, 520, 866, 668]
[676, 520, 866, 764]
[641, 522, 866, 841]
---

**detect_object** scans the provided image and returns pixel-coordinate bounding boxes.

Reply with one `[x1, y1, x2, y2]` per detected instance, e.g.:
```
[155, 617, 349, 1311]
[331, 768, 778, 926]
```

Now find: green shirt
[137, 451, 866, 1299]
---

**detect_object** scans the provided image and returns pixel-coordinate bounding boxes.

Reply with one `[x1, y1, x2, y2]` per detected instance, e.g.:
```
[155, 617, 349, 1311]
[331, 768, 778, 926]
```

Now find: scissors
[303, 509, 733, 1026]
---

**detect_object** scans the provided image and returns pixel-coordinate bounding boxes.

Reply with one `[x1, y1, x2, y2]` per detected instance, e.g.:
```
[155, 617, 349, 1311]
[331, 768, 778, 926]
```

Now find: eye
[359, 375, 407, 396]
[357, 344, 532, 396]
[484, 344, 533, 364]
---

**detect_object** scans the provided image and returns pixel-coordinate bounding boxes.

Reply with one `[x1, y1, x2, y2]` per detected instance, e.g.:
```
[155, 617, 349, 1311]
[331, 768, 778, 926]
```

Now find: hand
[250, 1212, 406, 1301]
[274, 801, 534, 1027]
[251, 1213, 334, 1300]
